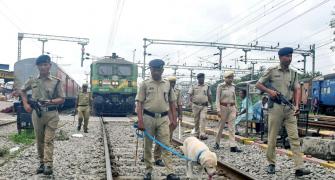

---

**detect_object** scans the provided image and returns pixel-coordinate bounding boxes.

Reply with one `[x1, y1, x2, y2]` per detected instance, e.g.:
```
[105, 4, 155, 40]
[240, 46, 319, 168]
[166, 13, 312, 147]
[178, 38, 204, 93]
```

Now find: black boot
[295, 168, 311, 176]
[36, 164, 44, 174]
[167, 173, 180, 180]
[143, 172, 151, 180]
[267, 164, 275, 174]
[43, 166, 53, 175]
[230, 147, 242, 152]
[84, 129, 88, 133]
[154, 159, 165, 167]
[213, 143, 220, 150]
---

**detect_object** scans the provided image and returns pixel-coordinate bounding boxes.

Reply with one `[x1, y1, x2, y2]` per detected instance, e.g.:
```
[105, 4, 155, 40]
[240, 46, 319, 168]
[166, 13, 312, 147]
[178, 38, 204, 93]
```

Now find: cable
[223, 0, 331, 60]
[252, 0, 331, 42]
[180, 0, 292, 61]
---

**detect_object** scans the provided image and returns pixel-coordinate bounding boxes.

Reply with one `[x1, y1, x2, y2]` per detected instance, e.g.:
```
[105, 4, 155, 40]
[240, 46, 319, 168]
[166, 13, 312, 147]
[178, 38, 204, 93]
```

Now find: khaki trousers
[32, 110, 59, 167]
[143, 114, 173, 174]
[215, 105, 237, 147]
[267, 104, 304, 169]
[192, 104, 207, 137]
[77, 106, 90, 130]
[154, 124, 174, 161]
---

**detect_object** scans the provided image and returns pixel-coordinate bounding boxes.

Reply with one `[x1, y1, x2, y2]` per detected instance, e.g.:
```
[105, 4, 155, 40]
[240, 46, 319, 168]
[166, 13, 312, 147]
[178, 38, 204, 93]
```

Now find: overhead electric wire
[222, 0, 331, 60]
[180, 0, 292, 62]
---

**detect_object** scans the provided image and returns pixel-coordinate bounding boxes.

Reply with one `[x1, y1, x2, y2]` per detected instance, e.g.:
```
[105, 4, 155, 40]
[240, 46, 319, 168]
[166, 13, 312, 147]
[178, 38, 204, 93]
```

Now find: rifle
[27, 99, 43, 118]
[267, 86, 294, 110]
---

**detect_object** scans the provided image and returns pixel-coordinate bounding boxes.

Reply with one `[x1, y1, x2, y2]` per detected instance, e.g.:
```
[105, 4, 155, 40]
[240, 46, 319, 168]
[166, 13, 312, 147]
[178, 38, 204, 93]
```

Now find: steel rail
[100, 116, 113, 180]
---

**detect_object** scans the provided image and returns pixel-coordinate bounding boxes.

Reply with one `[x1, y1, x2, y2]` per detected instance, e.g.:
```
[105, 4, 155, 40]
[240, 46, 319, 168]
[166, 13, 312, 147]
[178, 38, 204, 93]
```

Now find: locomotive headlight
[111, 81, 118, 86]
[99, 80, 102, 86]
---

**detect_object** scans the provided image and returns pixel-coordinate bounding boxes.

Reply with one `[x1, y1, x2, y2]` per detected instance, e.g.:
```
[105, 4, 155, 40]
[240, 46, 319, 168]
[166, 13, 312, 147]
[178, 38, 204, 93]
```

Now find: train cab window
[98, 64, 113, 76]
[327, 87, 331, 94]
[117, 65, 131, 76]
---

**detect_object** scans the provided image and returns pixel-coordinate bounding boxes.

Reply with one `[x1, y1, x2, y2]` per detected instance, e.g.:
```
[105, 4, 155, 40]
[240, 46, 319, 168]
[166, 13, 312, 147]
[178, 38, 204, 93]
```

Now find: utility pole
[132, 49, 136, 63]
[242, 49, 251, 64]
[312, 44, 316, 76]
[38, 38, 48, 54]
[190, 69, 194, 85]
[301, 53, 308, 74]
[17, 33, 89, 64]
[250, 62, 257, 80]
[143, 39, 147, 80]
[172, 66, 178, 76]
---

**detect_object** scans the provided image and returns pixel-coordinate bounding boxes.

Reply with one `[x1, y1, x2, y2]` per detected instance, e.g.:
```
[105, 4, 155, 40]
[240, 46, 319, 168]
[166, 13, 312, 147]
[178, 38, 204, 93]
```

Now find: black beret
[278, 47, 293, 56]
[197, 73, 205, 78]
[35, 55, 51, 65]
[149, 59, 165, 69]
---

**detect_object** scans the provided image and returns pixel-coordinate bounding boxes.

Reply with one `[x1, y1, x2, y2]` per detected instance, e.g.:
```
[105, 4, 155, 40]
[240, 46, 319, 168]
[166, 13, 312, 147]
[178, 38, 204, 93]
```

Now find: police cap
[149, 59, 165, 69]
[167, 76, 177, 81]
[278, 47, 293, 56]
[35, 55, 51, 65]
[224, 71, 234, 78]
[197, 73, 205, 78]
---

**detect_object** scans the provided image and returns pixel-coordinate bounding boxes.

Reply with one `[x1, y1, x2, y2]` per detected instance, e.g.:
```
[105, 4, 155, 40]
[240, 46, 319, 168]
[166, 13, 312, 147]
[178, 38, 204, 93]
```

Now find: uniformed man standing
[188, 73, 212, 140]
[136, 59, 180, 180]
[153, 76, 182, 167]
[76, 84, 91, 133]
[20, 55, 65, 175]
[256, 47, 311, 176]
[214, 71, 242, 152]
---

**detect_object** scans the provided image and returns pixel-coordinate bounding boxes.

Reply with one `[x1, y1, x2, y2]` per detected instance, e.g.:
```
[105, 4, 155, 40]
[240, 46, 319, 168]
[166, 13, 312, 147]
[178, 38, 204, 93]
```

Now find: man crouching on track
[136, 59, 180, 180]
[20, 55, 65, 175]
[181, 137, 217, 179]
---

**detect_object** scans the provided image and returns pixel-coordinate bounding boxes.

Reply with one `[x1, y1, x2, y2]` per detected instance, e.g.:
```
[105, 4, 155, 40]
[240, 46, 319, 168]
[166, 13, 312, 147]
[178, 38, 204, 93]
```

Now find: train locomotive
[90, 53, 137, 116]
[14, 58, 80, 109]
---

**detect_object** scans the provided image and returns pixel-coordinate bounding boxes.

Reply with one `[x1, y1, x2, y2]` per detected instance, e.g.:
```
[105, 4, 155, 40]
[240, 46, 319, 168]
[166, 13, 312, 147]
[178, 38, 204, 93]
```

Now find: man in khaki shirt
[20, 55, 65, 175]
[256, 47, 311, 176]
[215, 71, 242, 152]
[153, 76, 183, 167]
[75, 84, 91, 133]
[136, 59, 179, 180]
[188, 73, 212, 140]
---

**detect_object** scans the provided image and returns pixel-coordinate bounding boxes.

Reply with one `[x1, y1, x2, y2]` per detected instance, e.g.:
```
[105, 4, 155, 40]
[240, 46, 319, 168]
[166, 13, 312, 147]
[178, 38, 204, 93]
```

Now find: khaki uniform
[22, 75, 64, 167]
[77, 92, 91, 131]
[154, 88, 182, 161]
[136, 78, 176, 174]
[188, 84, 210, 137]
[215, 82, 237, 147]
[258, 65, 303, 169]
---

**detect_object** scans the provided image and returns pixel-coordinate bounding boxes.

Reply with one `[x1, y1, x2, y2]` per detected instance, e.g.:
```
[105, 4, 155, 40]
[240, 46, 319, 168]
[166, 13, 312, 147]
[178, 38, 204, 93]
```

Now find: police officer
[153, 76, 182, 167]
[136, 59, 180, 180]
[256, 47, 311, 176]
[214, 71, 242, 152]
[20, 55, 65, 175]
[76, 83, 91, 133]
[188, 73, 212, 140]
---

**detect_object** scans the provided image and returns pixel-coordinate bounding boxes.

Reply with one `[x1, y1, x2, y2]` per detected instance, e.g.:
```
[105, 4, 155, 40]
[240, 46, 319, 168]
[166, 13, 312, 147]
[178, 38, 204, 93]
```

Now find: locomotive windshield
[98, 64, 113, 76]
[117, 65, 131, 76]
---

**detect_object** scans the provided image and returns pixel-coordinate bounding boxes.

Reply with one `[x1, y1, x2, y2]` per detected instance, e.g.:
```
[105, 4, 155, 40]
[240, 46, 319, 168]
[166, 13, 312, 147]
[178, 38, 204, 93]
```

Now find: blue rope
[134, 123, 193, 161]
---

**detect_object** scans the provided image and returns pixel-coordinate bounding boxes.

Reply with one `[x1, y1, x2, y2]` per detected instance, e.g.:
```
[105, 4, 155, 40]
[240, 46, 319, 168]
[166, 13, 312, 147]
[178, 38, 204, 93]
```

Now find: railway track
[0, 120, 16, 127]
[100, 116, 256, 180]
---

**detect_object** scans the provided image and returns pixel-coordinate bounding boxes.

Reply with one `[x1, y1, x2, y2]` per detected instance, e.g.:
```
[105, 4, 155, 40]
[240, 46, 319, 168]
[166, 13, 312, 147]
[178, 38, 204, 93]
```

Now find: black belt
[78, 105, 88, 106]
[193, 102, 208, 106]
[143, 109, 168, 118]
[40, 106, 58, 112]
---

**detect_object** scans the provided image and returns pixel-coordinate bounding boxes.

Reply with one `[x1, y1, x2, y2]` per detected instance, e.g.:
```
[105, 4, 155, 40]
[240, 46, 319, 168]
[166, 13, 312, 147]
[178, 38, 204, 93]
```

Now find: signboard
[0, 70, 14, 80]
[0, 64, 9, 70]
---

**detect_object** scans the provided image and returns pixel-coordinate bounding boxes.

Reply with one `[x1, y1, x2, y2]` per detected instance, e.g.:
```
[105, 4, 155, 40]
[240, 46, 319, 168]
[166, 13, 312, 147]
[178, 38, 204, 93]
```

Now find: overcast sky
[1, 0, 334, 84]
